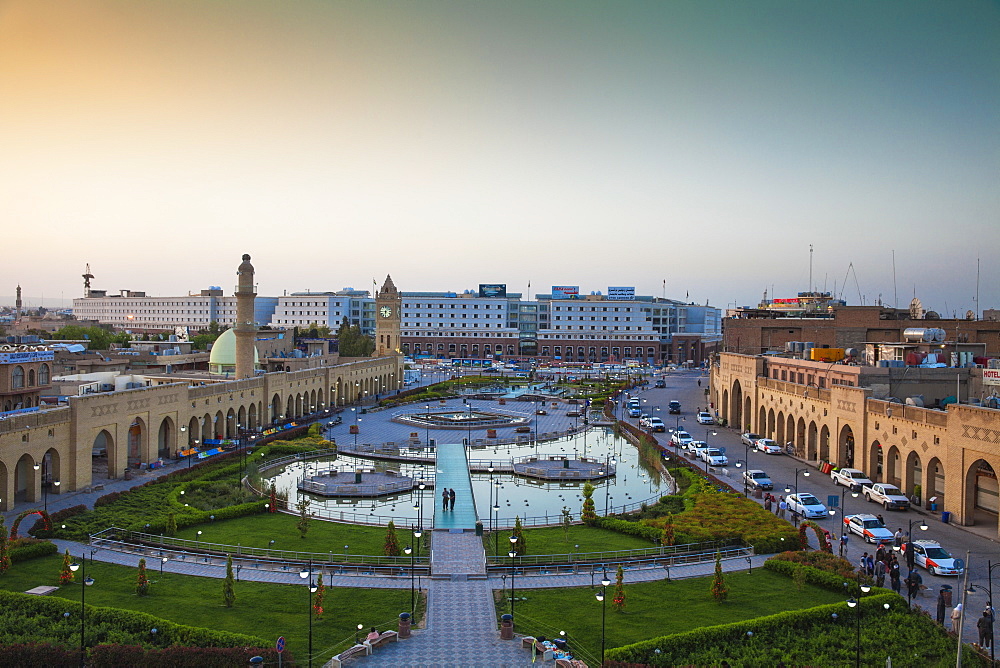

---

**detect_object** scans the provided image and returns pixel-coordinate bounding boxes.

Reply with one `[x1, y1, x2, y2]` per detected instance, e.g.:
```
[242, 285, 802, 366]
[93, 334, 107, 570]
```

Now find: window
[12, 365, 24, 389]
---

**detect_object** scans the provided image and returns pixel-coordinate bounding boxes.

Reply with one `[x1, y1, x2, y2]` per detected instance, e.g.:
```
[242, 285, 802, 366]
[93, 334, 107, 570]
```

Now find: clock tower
[374, 275, 402, 357]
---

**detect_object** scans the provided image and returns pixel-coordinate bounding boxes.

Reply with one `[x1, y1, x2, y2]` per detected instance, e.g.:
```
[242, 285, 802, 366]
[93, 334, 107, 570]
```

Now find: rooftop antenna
[82, 263, 94, 298]
[975, 257, 980, 320]
[892, 249, 898, 308]
[809, 244, 814, 295]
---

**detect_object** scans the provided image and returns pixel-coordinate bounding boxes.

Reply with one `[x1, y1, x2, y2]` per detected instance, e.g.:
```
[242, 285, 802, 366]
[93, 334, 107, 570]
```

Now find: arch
[799, 520, 833, 553]
[92, 430, 114, 481]
[213, 411, 224, 438]
[0, 460, 7, 510]
[226, 408, 237, 438]
[310, 389, 317, 412]
[14, 453, 36, 503]
[11, 365, 24, 389]
[248, 403, 258, 431]
[41, 448, 61, 490]
[767, 408, 776, 440]
[730, 379, 743, 431]
[157, 416, 174, 459]
[926, 456, 946, 510]
[721, 389, 730, 423]
[904, 451, 922, 502]
[186, 417, 199, 445]
[807, 421, 819, 461]
[868, 440, 883, 482]
[838, 424, 856, 469]
[885, 445, 901, 487]
[237, 405, 247, 430]
[758, 406, 766, 436]
[39, 363, 50, 385]
[795, 417, 806, 457]
[776, 411, 786, 445]
[744, 396, 752, 432]
[10, 509, 52, 539]
[271, 394, 281, 422]
[295, 393, 303, 418]
[28, 369, 35, 386]
[964, 459, 999, 529]
[818, 424, 830, 462]
[317, 388, 325, 411]
[127, 417, 146, 467]
[285, 395, 294, 421]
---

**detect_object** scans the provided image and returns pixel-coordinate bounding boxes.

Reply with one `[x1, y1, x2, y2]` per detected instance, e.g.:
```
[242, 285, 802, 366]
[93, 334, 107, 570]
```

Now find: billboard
[606, 286, 636, 301]
[984, 369, 1000, 386]
[478, 284, 507, 298]
[551, 286, 579, 299]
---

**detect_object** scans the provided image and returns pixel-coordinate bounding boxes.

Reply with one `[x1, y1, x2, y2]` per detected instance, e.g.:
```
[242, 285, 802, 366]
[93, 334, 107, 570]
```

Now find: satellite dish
[909, 298, 924, 320]
[965, 310, 975, 320]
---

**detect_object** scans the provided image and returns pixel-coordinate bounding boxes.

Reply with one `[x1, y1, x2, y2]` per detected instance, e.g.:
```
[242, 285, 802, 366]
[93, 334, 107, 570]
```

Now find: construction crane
[82, 264, 94, 298]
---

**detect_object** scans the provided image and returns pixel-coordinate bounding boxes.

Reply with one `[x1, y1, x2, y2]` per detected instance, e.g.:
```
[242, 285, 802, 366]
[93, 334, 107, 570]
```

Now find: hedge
[9, 539, 59, 563]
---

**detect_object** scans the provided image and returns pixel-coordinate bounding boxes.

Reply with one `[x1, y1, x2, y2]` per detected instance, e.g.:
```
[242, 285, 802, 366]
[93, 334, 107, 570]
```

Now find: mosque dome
[209, 329, 258, 371]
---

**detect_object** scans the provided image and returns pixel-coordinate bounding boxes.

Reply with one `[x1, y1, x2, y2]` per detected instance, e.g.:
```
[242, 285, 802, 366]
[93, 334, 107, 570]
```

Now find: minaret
[234, 254, 257, 379]
[15, 285, 22, 320]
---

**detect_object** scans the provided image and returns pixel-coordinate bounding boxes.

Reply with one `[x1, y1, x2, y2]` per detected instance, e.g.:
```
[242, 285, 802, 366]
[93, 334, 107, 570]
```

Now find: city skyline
[1, 1, 997, 316]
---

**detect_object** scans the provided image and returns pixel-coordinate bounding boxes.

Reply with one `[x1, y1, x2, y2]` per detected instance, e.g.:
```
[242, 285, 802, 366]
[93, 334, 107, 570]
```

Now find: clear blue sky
[1, 1, 997, 316]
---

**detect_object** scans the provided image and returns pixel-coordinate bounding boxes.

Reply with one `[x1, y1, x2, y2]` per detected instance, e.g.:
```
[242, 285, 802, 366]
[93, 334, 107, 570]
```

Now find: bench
[328, 643, 369, 667]
[365, 630, 398, 650]
[521, 636, 554, 661]
[25, 586, 59, 596]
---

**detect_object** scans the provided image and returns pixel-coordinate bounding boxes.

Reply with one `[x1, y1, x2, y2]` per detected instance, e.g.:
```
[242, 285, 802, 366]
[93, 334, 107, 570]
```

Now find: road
[626, 367, 999, 651]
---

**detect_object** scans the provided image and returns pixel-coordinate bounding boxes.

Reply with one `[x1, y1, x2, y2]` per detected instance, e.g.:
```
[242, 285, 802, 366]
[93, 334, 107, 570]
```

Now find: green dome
[209, 329, 258, 371]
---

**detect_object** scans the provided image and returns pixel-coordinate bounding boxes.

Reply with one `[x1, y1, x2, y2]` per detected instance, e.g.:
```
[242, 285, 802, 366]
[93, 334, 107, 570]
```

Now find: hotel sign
[984, 369, 1000, 386]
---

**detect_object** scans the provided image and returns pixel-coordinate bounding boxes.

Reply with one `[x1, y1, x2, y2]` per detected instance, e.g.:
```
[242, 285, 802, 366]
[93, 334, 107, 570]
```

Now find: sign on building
[606, 286, 635, 301]
[551, 286, 579, 299]
[479, 284, 507, 298]
[984, 369, 1000, 386]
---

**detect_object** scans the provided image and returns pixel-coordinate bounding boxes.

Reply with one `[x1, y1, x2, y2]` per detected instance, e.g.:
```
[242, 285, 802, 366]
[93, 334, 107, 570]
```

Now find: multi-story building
[268, 289, 372, 332]
[0, 346, 53, 413]
[72, 288, 279, 332]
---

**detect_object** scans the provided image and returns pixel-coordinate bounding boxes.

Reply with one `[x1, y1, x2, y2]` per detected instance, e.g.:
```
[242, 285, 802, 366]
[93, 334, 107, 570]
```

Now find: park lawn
[485, 524, 655, 557]
[500, 570, 844, 661]
[0, 553, 418, 664]
[173, 513, 425, 557]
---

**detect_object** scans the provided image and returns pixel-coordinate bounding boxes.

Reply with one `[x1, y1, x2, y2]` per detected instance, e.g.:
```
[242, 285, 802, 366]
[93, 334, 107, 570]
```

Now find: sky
[1, 0, 998, 316]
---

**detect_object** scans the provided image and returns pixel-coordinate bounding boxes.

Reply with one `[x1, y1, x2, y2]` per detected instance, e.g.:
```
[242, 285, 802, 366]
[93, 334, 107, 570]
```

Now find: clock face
[379, 306, 392, 318]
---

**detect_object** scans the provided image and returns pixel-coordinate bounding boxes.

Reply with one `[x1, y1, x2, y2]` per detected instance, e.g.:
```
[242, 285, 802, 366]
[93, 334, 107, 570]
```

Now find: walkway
[432, 442, 478, 530]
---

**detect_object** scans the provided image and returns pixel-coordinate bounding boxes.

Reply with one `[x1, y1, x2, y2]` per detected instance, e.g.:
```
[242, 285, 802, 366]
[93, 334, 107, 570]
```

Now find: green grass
[173, 513, 427, 557]
[0, 554, 420, 664]
[500, 570, 844, 661]
[485, 524, 656, 557]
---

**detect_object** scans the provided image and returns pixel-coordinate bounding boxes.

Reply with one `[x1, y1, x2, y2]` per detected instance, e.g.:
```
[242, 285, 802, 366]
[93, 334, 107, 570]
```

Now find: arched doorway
[838, 425, 856, 469]
[776, 411, 786, 445]
[157, 417, 174, 459]
[271, 394, 281, 423]
[201, 414, 212, 441]
[285, 395, 294, 421]
[14, 453, 36, 503]
[721, 389, 730, 424]
[868, 441, 884, 482]
[0, 460, 8, 510]
[767, 409, 776, 439]
[127, 418, 145, 469]
[796, 417, 806, 457]
[92, 430, 114, 481]
[904, 451, 922, 503]
[807, 421, 819, 461]
[964, 460, 999, 530]
[248, 403, 258, 431]
[226, 408, 237, 438]
[885, 445, 901, 488]
[819, 424, 830, 462]
[730, 380, 743, 429]
[926, 457, 946, 510]
[758, 406, 766, 436]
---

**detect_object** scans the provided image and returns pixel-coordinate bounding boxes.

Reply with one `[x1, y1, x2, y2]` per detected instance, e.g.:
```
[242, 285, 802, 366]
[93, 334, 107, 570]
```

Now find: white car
[785, 492, 828, 519]
[700, 448, 728, 466]
[909, 540, 964, 576]
[648, 417, 666, 432]
[843, 514, 894, 544]
[831, 467, 873, 491]
[671, 431, 693, 447]
[697, 412, 714, 425]
[741, 433, 762, 447]
[686, 440, 707, 453]
[755, 438, 782, 454]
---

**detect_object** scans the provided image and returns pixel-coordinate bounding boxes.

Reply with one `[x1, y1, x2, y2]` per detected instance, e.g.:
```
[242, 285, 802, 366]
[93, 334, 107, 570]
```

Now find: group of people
[762, 493, 794, 523]
[441, 488, 457, 511]
[856, 545, 910, 595]
[943, 602, 995, 649]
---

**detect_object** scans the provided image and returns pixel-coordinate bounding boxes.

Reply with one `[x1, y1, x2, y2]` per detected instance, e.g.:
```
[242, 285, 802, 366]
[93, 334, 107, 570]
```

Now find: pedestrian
[839, 532, 849, 558]
[764, 494, 772, 512]
[442, 489, 449, 511]
[889, 564, 901, 595]
[449, 487, 456, 511]
[778, 497, 787, 519]
[951, 603, 963, 632]
[876, 514, 885, 526]
[905, 568, 923, 600]
[875, 558, 887, 588]
[866, 553, 875, 577]
[875, 543, 886, 564]
[893, 528, 904, 548]
[978, 609, 994, 649]
[936, 589, 947, 625]
[860, 552, 869, 576]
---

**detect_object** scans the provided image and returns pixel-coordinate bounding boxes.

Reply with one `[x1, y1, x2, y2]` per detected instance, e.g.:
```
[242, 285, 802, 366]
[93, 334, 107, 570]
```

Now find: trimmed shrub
[9, 538, 58, 563]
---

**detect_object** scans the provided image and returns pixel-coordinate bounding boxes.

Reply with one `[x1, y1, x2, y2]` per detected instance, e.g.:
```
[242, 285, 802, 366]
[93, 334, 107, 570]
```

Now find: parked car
[700, 448, 728, 466]
[648, 417, 666, 432]
[697, 411, 714, 425]
[843, 514, 894, 544]
[862, 483, 910, 511]
[785, 492, 828, 519]
[909, 540, 964, 576]
[830, 467, 873, 491]
[742, 469, 774, 491]
[628, 407, 642, 417]
[755, 438, 782, 454]
[686, 439, 707, 453]
[741, 432, 762, 447]
[671, 430, 693, 447]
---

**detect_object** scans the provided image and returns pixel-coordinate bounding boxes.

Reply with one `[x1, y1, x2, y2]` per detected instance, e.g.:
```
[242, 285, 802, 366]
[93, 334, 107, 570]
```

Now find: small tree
[560, 506, 572, 542]
[165, 513, 177, 537]
[710, 551, 729, 603]
[296, 497, 311, 539]
[135, 558, 149, 596]
[313, 572, 325, 618]
[581, 483, 598, 522]
[269, 483, 278, 512]
[222, 554, 236, 608]
[511, 516, 526, 556]
[383, 520, 401, 557]
[0, 519, 10, 575]
[59, 549, 74, 586]
[613, 563, 626, 611]
[661, 512, 675, 547]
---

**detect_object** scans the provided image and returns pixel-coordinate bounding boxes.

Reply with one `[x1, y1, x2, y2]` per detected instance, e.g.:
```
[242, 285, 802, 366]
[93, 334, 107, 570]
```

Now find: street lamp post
[68, 555, 94, 667]
[487, 465, 495, 546]
[786, 468, 811, 494]
[965, 561, 998, 663]
[846, 583, 872, 668]
[509, 535, 518, 618]
[424, 404, 431, 447]
[404, 546, 414, 613]
[298, 560, 317, 668]
[597, 571, 612, 666]
[493, 479, 501, 557]
[733, 459, 749, 497]
[703, 429, 718, 473]
[604, 455, 617, 515]
[893, 518, 928, 599]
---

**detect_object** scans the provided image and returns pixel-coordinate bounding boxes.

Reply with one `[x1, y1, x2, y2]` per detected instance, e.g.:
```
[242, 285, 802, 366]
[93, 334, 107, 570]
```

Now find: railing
[486, 542, 752, 573]
[487, 493, 665, 528]
[90, 527, 429, 567]
[486, 539, 746, 567]
[298, 479, 415, 496]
